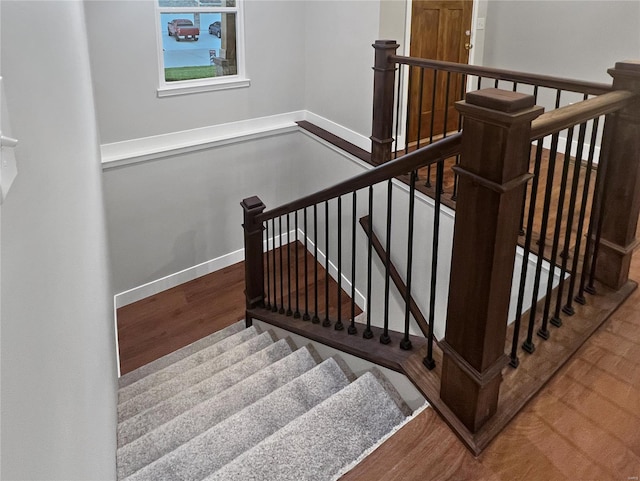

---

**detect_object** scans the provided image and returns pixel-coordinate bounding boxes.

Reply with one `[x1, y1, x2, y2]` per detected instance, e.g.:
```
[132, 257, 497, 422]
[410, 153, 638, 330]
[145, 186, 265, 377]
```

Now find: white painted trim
[101, 110, 305, 169]
[302, 111, 371, 153]
[114, 229, 298, 309]
[157, 78, 251, 98]
[114, 247, 245, 308]
[113, 296, 121, 378]
[298, 129, 373, 172]
[100, 110, 374, 170]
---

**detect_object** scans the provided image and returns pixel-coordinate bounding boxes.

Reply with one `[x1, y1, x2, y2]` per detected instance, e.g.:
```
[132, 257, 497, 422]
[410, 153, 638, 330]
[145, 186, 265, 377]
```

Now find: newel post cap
[456, 88, 544, 126]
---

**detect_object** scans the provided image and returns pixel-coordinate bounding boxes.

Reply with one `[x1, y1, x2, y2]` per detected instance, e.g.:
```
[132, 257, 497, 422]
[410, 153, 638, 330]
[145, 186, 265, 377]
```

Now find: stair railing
[242, 50, 640, 453]
[243, 133, 462, 368]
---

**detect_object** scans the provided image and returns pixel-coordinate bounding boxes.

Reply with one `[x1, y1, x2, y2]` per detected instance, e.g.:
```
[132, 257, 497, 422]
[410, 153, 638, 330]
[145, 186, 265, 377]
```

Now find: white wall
[0, 1, 117, 479]
[483, 0, 640, 83]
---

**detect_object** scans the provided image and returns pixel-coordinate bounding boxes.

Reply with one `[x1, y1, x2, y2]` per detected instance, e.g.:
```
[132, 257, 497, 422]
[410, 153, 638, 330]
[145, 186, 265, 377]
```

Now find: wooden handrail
[257, 132, 462, 222]
[392, 55, 613, 96]
[530, 90, 636, 139]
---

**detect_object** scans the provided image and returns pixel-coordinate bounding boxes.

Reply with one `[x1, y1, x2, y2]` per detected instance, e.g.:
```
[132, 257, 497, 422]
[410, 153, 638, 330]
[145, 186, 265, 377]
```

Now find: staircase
[116, 321, 414, 481]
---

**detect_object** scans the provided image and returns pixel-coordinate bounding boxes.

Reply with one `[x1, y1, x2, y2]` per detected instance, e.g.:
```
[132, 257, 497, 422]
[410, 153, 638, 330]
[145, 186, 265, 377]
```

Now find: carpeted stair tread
[118, 331, 274, 422]
[117, 346, 332, 479]
[122, 356, 351, 481]
[118, 321, 245, 389]
[119, 326, 259, 404]
[117, 337, 296, 447]
[203, 370, 408, 481]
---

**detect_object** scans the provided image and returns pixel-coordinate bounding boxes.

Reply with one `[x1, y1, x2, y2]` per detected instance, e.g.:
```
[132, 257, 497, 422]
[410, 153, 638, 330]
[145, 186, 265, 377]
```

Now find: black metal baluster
[426, 70, 438, 188]
[405, 66, 414, 157]
[303, 207, 310, 321]
[451, 73, 466, 201]
[381, 180, 393, 345]
[415, 67, 425, 152]
[278, 216, 285, 314]
[349, 191, 358, 335]
[271, 218, 278, 313]
[442, 72, 452, 138]
[424, 157, 444, 370]
[578, 121, 609, 301]
[286, 213, 293, 316]
[476, 76, 482, 90]
[312, 204, 320, 323]
[509, 139, 544, 367]
[538, 127, 574, 339]
[294, 211, 301, 318]
[323, 201, 331, 327]
[552, 122, 588, 326]
[494, 78, 499, 88]
[335, 196, 344, 331]
[265, 220, 271, 310]
[401, 170, 418, 351]
[364, 186, 374, 339]
[523, 132, 560, 353]
[394, 65, 403, 159]
[566, 117, 600, 312]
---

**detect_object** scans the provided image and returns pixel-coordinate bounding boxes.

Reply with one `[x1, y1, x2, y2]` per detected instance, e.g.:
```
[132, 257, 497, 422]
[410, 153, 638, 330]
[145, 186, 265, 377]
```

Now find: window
[156, 0, 249, 97]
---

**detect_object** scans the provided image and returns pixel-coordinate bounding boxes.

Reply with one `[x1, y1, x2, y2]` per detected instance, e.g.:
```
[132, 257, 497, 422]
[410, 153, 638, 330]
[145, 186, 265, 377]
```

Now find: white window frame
[155, 1, 249, 97]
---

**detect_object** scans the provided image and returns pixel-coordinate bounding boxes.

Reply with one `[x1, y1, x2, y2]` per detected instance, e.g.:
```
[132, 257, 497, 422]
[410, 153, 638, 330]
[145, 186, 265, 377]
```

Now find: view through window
[157, 0, 240, 86]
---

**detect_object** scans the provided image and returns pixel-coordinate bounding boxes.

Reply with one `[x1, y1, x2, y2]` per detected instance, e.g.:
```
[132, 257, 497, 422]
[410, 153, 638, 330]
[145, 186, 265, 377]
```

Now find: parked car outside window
[209, 21, 221, 38]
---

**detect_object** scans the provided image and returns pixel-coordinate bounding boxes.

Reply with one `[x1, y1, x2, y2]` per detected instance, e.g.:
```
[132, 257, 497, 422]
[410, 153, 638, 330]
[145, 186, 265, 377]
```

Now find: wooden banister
[392, 55, 613, 96]
[594, 61, 640, 290]
[242, 196, 266, 316]
[440, 88, 543, 433]
[530, 89, 636, 139]
[257, 133, 462, 222]
[371, 40, 399, 165]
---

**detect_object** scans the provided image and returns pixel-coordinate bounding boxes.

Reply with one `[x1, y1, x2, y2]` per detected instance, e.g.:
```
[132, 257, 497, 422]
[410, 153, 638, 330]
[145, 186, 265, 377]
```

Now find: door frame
[394, 0, 484, 150]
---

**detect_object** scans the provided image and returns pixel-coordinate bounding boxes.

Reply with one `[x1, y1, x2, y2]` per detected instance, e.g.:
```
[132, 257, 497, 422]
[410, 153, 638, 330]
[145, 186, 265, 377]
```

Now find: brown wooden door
[409, 0, 473, 143]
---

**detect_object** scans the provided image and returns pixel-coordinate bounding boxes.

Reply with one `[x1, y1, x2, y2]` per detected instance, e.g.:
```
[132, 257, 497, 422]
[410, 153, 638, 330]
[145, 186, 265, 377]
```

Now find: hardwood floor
[117, 242, 640, 480]
[116, 243, 358, 375]
[116, 147, 638, 478]
[340, 249, 640, 481]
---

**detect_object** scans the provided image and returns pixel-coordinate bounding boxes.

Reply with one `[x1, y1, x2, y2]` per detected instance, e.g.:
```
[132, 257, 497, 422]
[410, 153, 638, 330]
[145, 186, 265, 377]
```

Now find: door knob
[465, 43, 473, 50]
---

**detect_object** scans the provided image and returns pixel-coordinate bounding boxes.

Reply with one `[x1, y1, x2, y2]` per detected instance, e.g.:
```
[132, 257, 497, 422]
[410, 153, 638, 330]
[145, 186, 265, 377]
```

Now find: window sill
[157, 77, 251, 98]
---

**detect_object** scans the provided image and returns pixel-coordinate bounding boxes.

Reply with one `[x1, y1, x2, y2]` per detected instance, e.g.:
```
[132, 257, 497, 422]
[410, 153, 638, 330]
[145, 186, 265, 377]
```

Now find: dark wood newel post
[242, 196, 266, 323]
[440, 89, 544, 433]
[594, 61, 640, 290]
[371, 39, 399, 165]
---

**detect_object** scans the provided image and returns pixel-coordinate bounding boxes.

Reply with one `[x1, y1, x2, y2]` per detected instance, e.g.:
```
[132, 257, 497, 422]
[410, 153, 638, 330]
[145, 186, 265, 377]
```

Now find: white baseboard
[114, 248, 246, 309]
[302, 111, 371, 153]
[295, 228, 368, 311]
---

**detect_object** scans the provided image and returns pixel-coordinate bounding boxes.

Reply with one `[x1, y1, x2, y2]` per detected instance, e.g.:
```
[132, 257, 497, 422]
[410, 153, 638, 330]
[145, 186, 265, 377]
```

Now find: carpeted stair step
[118, 330, 274, 422]
[118, 337, 297, 447]
[122, 356, 352, 481]
[203, 369, 409, 481]
[117, 345, 335, 479]
[118, 321, 245, 389]
[119, 325, 260, 404]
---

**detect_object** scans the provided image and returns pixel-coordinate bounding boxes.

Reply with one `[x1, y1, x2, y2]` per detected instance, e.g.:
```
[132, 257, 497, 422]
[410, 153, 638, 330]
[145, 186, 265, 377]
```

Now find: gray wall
[483, 0, 640, 82]
[303, 1, 381, 137]
[104, 132, 306, 294]
[1, 1, 117, 479]
[85, 0, 307, 144]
